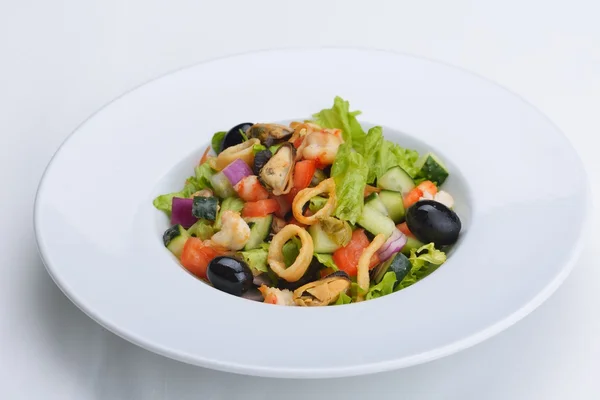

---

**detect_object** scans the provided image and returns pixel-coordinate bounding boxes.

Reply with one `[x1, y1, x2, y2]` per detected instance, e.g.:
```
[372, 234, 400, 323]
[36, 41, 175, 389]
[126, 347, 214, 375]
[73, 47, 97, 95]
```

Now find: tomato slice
[332, 229, 380, 277]
[397, 222, 415, 238]
[242, 199, 280, 218]
[180, 238, 226, 279]
[293, 160, 317, 190]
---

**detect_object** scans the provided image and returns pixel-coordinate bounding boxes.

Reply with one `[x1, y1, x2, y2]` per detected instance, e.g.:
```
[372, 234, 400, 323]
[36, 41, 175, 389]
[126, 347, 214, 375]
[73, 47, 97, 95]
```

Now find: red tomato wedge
[242, 199, 280, 218]
[180, 238, 226, 279]
[397, 222, 415, 238]
[271, 195, 291, 218]
[293, 160, 317, 190]
[332, 229, 380, 277]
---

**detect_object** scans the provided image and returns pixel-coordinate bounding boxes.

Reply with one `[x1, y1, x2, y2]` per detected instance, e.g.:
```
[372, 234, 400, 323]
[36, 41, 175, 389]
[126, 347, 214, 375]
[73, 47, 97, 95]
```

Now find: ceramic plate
[34, 49, 589, 378]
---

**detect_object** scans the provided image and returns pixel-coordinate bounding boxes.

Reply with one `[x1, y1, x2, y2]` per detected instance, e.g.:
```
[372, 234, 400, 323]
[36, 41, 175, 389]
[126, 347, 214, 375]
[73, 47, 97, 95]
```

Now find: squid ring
[292, 178, 337, 225]
[268, 224, 314, 282]
[215, 138, 260, 171]
[356, 233, 386, 302]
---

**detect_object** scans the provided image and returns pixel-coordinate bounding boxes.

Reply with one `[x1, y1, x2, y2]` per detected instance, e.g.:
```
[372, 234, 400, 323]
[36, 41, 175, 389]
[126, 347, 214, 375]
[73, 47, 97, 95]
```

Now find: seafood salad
[154, 97, 462, 306]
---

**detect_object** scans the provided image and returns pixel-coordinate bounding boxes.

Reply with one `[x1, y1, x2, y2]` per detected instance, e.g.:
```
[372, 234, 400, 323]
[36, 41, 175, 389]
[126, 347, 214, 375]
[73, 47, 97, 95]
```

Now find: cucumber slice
[401, 236, 425, 256]
[357, 206, 395, 238]
[377, 166, 415, 194]
[378, 190, 405, 223]
[187, 220, 214, 240]
[372, 252, 411, 284]
[364, 193, 389, 216]
[163, 224, 191, 258]
[308, 223, 341, 253]
[244, 215, 273, 250]
[415, 152, 449, 185]
[192, 196, 218, 220]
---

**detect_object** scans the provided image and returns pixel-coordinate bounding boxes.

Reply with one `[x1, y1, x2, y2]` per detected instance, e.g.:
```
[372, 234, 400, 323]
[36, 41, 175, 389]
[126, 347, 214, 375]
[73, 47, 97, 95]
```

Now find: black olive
[277, 259, 321, 291]
[253, 149, 272, 175]
[406, 200, 461, 246]
[220, 122, 253, 153]
[207, 256, 253, 296]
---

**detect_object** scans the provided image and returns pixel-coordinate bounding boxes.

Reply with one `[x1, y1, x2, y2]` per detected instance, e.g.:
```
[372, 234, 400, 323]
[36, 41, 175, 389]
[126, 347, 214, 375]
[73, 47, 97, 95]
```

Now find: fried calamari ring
[291, 178, 336, 225]
[268, 224, 314, 282]
[356, 233, 386, 302]
[215, 138, 260, 171]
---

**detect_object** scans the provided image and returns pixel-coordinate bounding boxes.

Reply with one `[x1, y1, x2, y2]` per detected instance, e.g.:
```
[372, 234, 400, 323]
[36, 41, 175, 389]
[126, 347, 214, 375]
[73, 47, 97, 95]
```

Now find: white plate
[34, 49, 590, 378]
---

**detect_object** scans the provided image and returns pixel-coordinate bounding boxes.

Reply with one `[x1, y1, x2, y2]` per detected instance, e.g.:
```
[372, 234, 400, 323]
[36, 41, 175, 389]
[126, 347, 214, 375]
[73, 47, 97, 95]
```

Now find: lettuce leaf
[211, 131, 226, 153]
[313, 253, 339, 271]
[194, 163, 215, 190]
[396, 242, 446, 289]
[363, 126, 420, 182]
[282, 237, 301, 267]
[309, 196, 328, 213]
[335, 292, 352, 305]
[187, 219, 214, 240]
[330, 143, 369, 224]
[152, 176, 202, 215]
[312, 96, 366, 153]
[366, 271, 397, 300]
[390, 144, 420, 178]
[239, 248, 269, 274]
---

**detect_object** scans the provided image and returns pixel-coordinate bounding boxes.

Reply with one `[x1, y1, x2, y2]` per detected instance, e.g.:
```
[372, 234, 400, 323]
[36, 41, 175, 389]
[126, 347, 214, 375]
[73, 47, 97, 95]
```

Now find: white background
[1, 1, 599, 399]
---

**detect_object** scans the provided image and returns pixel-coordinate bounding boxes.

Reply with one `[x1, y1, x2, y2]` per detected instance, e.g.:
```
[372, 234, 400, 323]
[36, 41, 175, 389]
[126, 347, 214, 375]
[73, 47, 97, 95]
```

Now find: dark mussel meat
[277, 259, 321, 291]
[405, 200, 461, 246]
[292, 270, 351, 306]
[220, 122, 253, 153]
[258, 143, 296, 195]
[246, 123, 293, 147]
[207, 256, 253, 296]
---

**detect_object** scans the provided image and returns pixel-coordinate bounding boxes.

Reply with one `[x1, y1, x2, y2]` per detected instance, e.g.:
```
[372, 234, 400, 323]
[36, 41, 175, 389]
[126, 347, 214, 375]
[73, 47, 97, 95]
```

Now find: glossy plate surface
[34, 49, 589, 378]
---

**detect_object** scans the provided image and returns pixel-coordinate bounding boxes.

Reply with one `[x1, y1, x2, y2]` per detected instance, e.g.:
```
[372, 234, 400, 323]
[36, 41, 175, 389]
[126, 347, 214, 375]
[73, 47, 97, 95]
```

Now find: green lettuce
[312, 96, 366, 153]
[282, 237, 301, 267]
[330, 143, 369, 224]
[397, 243, 446, 289]
[390, 144, 420, 178]
[309, 196, 328, 213]
[153, 176, 202, 215]
[194, 163, 215, 190]
[239, 248, 269, 274]
[187, 219, 214, 240]
[334, 292, 352, 305]
[313, 253, 339, 271]
[363, 126, 420, 183]
[366, 271, 397, 300]
[211, 131, 226, 153]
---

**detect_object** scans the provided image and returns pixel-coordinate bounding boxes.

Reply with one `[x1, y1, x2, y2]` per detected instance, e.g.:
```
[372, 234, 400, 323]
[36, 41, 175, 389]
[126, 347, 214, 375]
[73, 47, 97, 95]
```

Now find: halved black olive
[253, 149, 272, 175]
[406, 200, 461, 246]
[220, 122, 253, 153]
[207, 256, 253, 296]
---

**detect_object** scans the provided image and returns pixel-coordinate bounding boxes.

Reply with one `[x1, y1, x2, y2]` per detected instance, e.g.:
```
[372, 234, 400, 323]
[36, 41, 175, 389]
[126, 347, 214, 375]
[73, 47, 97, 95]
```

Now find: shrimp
[209, 210, 250, 250]
[300, 130, 343, 166]
[192, 188, 214, 198]
[234, 175, 270, 202]
[258, 285, 295, 306]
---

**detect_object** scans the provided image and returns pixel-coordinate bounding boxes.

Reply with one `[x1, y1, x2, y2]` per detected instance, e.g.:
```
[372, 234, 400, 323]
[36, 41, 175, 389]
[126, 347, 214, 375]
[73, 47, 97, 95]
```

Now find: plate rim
[33, 47, 592, 378]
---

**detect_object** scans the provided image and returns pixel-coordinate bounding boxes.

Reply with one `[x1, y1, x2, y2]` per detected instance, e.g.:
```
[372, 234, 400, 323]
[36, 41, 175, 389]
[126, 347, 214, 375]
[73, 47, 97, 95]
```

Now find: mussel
[258, 143, 295, 195]
[246, 123, 294, 147]
[293, 271, 351, 306]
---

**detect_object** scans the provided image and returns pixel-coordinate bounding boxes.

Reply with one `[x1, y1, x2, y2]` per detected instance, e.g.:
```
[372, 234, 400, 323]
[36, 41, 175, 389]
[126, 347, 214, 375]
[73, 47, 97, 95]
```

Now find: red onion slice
[377, 229, 408, 262]
[171, 197, 198, 228]
[222, 159, 253, 186]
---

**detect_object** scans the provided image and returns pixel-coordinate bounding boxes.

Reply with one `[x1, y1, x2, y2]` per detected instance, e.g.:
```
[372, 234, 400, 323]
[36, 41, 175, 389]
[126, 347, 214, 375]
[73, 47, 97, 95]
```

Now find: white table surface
[1, 1, 599, 398]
